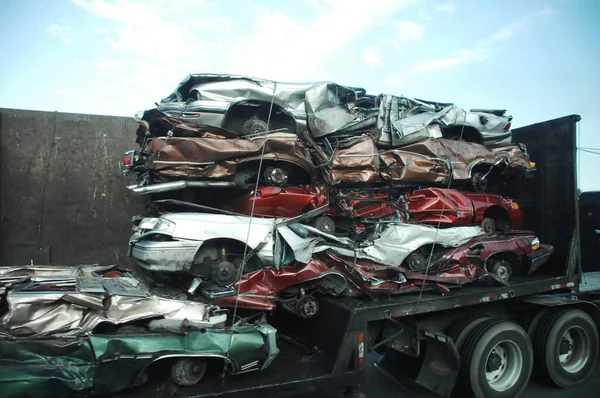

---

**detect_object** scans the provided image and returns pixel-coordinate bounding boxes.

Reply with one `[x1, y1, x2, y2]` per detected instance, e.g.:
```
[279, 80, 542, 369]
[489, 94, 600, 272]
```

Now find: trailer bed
[116, 274, 578, 398]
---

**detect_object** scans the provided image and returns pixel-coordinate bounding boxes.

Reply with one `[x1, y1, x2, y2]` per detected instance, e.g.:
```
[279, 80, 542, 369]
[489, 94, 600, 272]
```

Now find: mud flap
[415, 331, 459, 398]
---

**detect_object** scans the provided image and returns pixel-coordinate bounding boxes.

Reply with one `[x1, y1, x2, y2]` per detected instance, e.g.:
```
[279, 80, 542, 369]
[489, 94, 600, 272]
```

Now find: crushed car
[404, 231, 554, 283]
[125, 132, 316, 194]
[0, 265, 279, 397]
[149, 74, 513, 147]
[405, 188, 523, 232]
[128, 211, 324, 286]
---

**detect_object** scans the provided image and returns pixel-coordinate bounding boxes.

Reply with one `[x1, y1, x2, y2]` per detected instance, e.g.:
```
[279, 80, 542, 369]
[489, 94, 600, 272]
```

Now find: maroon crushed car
[199, 258, 348, 318]
[403, 232, 554, 283]
[405, 188, 523, 233]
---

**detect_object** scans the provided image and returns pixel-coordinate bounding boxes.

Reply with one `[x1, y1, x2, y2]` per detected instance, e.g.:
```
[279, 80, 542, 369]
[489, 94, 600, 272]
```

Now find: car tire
[171, 358, 207, 387]
[481, 217, 496, 234]
[406, 251, 426, 270]
[315, 216, 336, 234]
[242, 116, 268, 136]
[457, 319, 533, 398]
[296, 295, 320, 319]
[533, 308, 599, 388]
[489, 260, 512, 283]
[211, 260, 239, 286]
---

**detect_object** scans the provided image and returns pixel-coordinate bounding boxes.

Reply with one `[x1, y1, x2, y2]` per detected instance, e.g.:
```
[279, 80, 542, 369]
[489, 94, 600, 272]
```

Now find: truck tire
[448, 315, 491, 351]
[458, 319, 532, 398]
[533, 308, 598, 388]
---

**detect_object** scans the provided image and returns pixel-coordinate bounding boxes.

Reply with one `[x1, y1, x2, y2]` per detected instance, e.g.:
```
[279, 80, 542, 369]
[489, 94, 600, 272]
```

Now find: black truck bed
[117, 274, 578, 398]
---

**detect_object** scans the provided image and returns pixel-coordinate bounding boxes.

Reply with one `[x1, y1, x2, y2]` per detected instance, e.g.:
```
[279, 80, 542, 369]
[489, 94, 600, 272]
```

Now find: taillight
[504, 122, 511, 131]
[122, 150, 136, 167]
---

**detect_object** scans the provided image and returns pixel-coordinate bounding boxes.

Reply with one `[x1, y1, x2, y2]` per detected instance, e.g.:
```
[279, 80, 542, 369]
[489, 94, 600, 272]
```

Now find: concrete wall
[0, 108, 147, 266]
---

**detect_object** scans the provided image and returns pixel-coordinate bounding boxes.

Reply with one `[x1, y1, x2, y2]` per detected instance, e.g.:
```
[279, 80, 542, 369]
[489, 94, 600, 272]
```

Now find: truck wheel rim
[558, 326, 590, 373]
[485, 340, 523, 391]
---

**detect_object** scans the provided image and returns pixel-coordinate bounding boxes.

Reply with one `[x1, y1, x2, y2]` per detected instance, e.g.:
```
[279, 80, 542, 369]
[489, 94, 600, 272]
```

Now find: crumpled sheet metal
[375, 95, 446, 147]
[147, 133, 315, 180]
[305, 82, 358, 137]
[89, 327, 268, 395]
[0, 264, 114, 283]
[0, 326, 272, 397]
[323, 223, 484, 268]
[0, 338, 95, 398]
[318, 251, 481, 295]
[163, 74, 315, 117]
[0, 276, 222, 338]
[380, 138, 534, 184]
[135, 109, 239, 145]
[322, 135, 380, 185]
[211, 259, 347, 311]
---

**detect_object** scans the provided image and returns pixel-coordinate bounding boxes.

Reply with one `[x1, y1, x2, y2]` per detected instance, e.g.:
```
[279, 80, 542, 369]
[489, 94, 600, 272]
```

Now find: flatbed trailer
[118, 115, 600, 398]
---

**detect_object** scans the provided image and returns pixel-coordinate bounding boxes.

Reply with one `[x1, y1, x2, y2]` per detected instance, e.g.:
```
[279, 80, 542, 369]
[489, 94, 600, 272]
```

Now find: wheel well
[441, 125, 482, 144]
[486, 251, 524, 276]
[483, 205, 511, 231]
[139, 356, 229, 385]
[223, 101, 297, 134]
[193, 238, 262, 273]
[237, 159, 312, 185]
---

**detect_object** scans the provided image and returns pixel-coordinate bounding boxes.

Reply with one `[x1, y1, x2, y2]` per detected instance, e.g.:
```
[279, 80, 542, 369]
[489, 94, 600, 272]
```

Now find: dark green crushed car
[0, 322, 278, 398]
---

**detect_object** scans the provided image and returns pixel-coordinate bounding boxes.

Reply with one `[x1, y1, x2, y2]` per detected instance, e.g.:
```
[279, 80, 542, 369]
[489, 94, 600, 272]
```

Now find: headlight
[531, 237, 540, 250]
[510, 202, 519, 210]
[153, 218, 176, 234]
[135, 217, 176, 234]
[138, 217, 159, 230]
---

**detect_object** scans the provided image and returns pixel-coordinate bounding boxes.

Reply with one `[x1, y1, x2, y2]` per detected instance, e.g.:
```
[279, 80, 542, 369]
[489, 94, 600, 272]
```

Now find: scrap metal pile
[123, 74, 554, 315]
[0, 74, 556, 397]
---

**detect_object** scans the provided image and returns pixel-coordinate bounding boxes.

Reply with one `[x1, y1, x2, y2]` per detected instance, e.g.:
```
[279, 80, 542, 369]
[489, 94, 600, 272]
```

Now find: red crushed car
[403, 231, 554, 283]
[230, 186, 400, 234]
[230, 185, 326, 218]
[405, 188, 523, 233]
[200, 259, 348, 318]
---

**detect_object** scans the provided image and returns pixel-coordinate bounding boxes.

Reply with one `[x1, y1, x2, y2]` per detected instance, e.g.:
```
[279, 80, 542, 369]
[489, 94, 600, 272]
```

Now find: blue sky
[1, 0, 599, 191]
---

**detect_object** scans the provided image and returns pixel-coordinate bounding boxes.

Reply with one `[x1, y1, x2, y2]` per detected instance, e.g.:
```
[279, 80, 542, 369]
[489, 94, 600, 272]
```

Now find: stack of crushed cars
[122, 74, 554, 318]
[0, 264, 278, 397]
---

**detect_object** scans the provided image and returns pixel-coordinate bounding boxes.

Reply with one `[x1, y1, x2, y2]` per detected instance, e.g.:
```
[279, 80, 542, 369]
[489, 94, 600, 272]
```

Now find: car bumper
[526, 244, 554, 275]
[130, 239, 201, 273]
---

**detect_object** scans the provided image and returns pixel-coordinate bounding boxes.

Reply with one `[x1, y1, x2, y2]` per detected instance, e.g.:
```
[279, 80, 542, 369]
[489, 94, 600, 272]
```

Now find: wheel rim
[265, 167, 287, 185]
[408, 253, 425, 270]
[485, 340, 523, 391]
[558, 326, 590, 373]
[495, 261, 511, 282]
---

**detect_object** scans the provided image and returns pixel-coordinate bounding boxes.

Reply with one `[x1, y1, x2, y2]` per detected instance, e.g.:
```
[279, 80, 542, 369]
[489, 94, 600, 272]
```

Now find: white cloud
[48, 21, 73, 45]
[363, 46, 382, 69]
[434, 2, 455, 13]
[410, 48, 490, 74]
[407, 8, 549, 76]
[48, 22, 70, 37]
[53, 89, 68, 95]
[223, 1, 420, 80]
[94, 58, 124, 69]
[396, 20, 425, 41]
